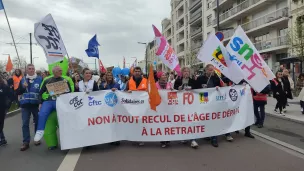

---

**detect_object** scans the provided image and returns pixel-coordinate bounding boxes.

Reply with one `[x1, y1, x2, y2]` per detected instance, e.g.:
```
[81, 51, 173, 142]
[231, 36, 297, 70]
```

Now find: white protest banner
[152, 25, 181, 76]
[197, 33, 243, 84]
[226, 26, 275, 92]
[34, 14, 67, 64]
[57, 85, 254, 150]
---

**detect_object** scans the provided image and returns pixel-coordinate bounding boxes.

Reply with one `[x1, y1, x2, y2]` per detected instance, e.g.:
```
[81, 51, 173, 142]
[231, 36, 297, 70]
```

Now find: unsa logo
[104, 92, 118, 107]
[69, 96, 83, 109]
[229, 89, 238, 102]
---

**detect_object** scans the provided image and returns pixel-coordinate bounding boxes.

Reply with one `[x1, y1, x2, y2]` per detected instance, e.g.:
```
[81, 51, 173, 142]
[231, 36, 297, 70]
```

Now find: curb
[251, 130, 304, 156]
[6, 109, 21, 116]
[266, 112, 304, 125]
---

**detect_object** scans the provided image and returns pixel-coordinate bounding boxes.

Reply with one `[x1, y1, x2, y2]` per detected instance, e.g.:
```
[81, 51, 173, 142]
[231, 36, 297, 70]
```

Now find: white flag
[34, 14, 67, 64]
[197, 33, 243, 84]
[226, 26, 275, 92]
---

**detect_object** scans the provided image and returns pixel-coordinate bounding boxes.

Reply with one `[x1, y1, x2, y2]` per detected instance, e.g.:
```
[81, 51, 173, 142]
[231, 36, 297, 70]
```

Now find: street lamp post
[137, 42, 148, 73]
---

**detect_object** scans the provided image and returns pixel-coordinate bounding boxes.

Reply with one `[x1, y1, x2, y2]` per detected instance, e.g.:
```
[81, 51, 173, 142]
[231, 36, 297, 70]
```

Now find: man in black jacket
[196, 64, 234, 147]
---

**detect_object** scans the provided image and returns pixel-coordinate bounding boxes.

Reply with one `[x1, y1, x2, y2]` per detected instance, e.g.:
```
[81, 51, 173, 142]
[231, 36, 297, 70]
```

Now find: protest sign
[226, 26, 275, 92]
[57, 85, 254, 150]
[46, 80, 69, 96]
[197, 33, 243, 84]
[34, 14, 67, 64]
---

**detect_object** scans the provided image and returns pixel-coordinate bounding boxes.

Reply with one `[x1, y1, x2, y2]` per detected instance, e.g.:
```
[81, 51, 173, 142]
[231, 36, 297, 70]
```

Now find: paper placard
[46, 80, 69, 96]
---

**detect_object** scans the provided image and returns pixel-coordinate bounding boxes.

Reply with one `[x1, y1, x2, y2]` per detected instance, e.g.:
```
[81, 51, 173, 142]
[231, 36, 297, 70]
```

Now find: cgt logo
[69, 96, 83, 109]
[199, 92, 209, 104]
[88, 96, 102, 106]
[168, 92, 178, 105]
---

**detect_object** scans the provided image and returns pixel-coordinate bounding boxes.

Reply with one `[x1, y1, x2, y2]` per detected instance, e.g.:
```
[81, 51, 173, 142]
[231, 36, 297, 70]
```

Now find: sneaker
[283, 109, 287, 113]
[34, 141, 41, 146]
[34, 130, 44, 142]
[245, 133, 255, 139]
[274, 109, 279, 114]
[138, 142, 145, 146]
[20, 143, 30, 151]
[226, 135, 234, 142]
[301, 108, 303, 112]
[211, 140, 218, 147]
[257, 124, 263, 128]
[0, 140, 7, 147]
[190, 140, 199, 149]
[161, 143, 167, 148]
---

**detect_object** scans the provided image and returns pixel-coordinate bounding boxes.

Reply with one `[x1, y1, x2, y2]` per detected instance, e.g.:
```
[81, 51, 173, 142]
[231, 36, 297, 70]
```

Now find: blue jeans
[37, 101, 56, 131]
[254, 103, 265, 125]
[22, 107, 39, 143]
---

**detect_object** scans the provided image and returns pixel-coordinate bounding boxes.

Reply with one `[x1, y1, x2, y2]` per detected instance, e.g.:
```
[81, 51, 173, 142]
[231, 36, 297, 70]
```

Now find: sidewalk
[265, 97, 304, 124]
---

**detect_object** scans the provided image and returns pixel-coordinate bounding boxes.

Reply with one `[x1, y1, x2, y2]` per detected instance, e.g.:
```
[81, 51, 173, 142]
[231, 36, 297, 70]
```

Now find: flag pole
[3, 7, 21, 68]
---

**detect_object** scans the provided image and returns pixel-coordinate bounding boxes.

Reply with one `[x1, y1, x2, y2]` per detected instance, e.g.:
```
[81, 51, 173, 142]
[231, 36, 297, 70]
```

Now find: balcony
[212, 0, 276, 27]
[190, 0, 201, 10]
[222, 7, 289, 41]
[191, 42, 202, 50]
[242, 7, 289, 33]
[253, 35, 288, 53]
[175, 0, 183, 8]
[191, 27, 202, 37]
[189, 8, 202, 24]
[211, 0, 226, 8]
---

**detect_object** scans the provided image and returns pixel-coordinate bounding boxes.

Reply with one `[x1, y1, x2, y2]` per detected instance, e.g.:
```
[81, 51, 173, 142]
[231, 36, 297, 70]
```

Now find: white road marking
[57, 148, 83, 171]
[252, 130, 304, 159]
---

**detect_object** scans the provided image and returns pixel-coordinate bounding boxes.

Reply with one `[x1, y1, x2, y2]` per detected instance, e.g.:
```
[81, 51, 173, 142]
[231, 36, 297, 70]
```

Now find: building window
[207, 14, 212, 26]
[279, 28, 288, 36]
[207, 0, 212, 9]
[254, 33, 270, 43]
[222, 6, 233, 14]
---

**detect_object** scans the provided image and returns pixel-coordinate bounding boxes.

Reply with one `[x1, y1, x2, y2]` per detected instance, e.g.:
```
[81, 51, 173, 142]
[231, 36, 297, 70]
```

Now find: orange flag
[6, 56, 13, 72]
[148, 64, 161, 111]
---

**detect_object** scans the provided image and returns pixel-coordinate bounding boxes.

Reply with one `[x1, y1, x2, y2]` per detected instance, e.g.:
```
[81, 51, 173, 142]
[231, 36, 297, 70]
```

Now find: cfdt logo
[183, 92, 194, 105]
[216, 94, 226, 101]
[104, 92, 118, 107]
[229, 89, 238, 102]
[69, 96, 83, 109]
[168, 92, 178, 105]
[199, 92, 209, 104]
[88, 96, 102, 106]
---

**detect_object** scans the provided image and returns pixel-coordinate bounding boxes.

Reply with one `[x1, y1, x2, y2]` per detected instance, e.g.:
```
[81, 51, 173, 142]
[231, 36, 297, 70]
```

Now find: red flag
[99, 59, 107, 73]
[123, 57, 126, 68]
[6, 56, 13, 72]
[214, 68, 225, 87]
[148, 64, 161, 111]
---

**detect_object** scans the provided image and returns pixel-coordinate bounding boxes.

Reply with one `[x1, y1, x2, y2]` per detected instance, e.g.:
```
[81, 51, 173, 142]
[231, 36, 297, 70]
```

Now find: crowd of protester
[0, 63, 303, 150]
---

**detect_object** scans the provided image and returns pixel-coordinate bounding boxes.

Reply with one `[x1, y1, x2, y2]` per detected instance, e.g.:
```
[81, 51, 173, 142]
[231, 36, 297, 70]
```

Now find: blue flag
[85, 34, 100, 59]
[0, 0, 4, 10]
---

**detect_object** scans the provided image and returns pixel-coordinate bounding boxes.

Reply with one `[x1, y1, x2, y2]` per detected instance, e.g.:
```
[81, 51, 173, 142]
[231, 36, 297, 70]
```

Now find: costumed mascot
[35, 57, 74, 150]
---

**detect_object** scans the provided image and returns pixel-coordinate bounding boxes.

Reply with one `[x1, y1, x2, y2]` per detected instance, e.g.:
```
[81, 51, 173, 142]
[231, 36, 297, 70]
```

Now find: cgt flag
[99, 59, 107, 73]
[85, 34, 100, 59]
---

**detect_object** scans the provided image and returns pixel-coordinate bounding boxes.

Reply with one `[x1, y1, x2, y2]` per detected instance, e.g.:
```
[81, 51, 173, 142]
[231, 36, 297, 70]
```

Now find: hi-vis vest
[129, 77, 147, 91]
[13, 75, 22, 90]
[19, 77, 42, 105]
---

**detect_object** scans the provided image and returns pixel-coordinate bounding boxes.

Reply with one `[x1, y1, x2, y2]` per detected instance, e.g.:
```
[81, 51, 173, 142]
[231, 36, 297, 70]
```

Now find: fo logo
[229, 89, 238, 102]
[69, 96, 83, 109]
[104, 92, 118, 107]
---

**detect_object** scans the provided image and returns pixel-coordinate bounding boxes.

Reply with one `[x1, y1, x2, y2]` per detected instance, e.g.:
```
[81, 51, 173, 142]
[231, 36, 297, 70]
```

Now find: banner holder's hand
[215, 86, 219, 91]
[111, 88, 117, 92]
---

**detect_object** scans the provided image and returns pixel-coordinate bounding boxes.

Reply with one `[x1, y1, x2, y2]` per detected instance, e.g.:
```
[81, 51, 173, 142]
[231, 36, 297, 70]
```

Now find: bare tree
[288, 13, 304, 68]
[0, 60, 6, 72]
[186, 49, 201, 73]
[12, 56, 27, 69]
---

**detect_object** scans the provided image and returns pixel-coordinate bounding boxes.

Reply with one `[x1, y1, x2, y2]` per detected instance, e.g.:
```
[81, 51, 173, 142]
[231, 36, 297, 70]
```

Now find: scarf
[26, 74, 37, 83]
[79, 80, 94, 92]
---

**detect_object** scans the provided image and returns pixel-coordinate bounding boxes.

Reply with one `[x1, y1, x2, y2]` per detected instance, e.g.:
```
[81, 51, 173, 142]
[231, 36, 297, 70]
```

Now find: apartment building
[147, 0, 304, 77]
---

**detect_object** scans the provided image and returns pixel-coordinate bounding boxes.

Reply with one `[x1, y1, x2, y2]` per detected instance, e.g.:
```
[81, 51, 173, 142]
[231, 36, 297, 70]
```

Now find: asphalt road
[1, 113, 304, 171]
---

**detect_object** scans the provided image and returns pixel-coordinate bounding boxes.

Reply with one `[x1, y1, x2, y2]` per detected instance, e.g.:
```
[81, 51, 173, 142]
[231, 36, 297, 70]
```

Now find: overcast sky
[0, 0, 171, 70]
